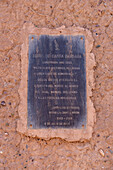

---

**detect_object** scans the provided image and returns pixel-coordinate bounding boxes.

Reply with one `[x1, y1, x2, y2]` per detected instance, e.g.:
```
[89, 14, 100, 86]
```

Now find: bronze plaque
[28, 35, 86, 129]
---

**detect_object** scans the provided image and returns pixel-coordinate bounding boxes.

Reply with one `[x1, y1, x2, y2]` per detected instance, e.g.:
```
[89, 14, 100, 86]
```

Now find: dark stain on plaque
[27, 35, 87, 129]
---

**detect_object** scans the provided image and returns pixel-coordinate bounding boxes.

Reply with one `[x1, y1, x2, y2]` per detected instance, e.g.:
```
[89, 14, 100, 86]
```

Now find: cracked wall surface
[0, 0, 113, 169]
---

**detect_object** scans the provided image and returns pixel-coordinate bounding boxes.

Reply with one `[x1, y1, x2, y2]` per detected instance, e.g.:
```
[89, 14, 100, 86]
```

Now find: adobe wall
[0, 0, 113, 169]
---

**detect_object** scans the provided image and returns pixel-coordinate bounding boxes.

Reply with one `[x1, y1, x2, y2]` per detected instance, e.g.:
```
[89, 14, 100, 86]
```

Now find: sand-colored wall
[0, 0, 113, 169]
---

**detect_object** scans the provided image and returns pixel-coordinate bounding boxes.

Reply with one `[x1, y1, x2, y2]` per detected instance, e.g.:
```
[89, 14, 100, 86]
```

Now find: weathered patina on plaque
[28, 35, 86, 129]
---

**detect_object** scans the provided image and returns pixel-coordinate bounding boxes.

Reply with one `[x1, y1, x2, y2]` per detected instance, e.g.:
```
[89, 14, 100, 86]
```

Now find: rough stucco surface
[0, 0, 113, 169]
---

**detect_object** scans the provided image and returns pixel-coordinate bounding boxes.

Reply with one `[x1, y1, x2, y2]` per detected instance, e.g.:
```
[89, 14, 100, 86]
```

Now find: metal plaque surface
[28, 35, 86, 129]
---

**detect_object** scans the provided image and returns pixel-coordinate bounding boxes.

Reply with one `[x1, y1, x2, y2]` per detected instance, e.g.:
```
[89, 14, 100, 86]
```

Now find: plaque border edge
[17, 23, 96, 142]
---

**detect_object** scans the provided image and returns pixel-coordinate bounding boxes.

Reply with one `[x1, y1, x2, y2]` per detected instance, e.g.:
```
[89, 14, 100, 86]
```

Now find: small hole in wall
[50, 6, 52, 8]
